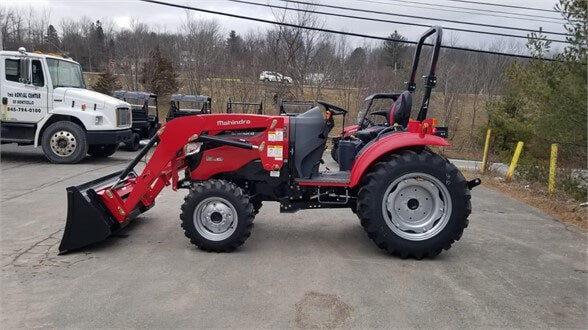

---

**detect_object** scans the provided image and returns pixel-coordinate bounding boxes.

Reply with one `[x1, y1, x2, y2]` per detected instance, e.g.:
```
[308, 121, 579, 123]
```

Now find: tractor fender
[348, 132, 450, 187]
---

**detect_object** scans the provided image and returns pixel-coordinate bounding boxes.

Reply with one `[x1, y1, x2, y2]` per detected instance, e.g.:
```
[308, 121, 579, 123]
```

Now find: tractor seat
[354, 126, 386, 143]
[389, 90, 412, 128]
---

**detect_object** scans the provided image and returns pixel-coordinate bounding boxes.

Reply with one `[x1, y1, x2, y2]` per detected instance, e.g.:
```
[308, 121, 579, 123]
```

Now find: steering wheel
[363, 116, 375, 127]
[369, 110, 389, 119]
[316, 100, 348, 115]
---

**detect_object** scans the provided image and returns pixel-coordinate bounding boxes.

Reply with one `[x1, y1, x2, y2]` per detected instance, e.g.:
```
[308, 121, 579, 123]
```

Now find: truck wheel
[124, 133, 141, 151]
[357, 149, 471, 259]
[180, 180, 254, 252]
[41, 121, 88, 164]
[88, 144, 119, 158]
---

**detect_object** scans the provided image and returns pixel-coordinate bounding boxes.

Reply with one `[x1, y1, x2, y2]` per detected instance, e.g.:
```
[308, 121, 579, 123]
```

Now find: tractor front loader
[59, 26, 481, 258]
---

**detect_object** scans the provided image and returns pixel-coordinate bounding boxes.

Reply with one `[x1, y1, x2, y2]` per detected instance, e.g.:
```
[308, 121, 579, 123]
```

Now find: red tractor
[59, 26, 480, 258]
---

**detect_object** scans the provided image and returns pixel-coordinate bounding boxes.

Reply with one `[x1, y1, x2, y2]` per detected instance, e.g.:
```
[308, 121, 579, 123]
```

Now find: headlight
[95, 116, 104, 125]
[184, 142, 202, 156]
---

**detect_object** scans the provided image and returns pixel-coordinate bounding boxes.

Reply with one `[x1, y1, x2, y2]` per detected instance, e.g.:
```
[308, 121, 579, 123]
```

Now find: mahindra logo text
[217, 119, 251, 126]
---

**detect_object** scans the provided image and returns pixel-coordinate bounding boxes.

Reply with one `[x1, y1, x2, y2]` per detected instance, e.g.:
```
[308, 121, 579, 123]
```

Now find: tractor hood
[53, 87, 129, 110]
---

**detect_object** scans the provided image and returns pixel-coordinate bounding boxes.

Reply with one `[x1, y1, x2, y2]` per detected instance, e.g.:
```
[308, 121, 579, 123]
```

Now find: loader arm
[105, 114, 286, 222]
[59, 114, 287, 253]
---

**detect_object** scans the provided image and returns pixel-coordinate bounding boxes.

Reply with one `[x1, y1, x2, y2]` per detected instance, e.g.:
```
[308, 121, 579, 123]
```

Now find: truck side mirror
[19, 58, 31, 85]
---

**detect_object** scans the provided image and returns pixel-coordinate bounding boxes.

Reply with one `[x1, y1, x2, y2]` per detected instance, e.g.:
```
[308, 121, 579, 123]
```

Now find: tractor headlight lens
[185, 142, 202, 156]
[95, 116, 104, 125]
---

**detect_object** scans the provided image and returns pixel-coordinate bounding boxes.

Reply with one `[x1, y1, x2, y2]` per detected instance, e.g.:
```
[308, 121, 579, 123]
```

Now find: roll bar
[226, 97, 263, 114]
[404, 26, 443, 122]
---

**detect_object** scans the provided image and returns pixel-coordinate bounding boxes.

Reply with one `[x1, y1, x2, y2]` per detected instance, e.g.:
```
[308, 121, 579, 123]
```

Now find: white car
[259, 71, 293, 84]
[305, 73, 326, 85]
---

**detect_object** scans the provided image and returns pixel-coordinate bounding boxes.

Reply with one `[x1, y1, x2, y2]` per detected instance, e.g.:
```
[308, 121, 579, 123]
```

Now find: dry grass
[463, 170, 587, 231]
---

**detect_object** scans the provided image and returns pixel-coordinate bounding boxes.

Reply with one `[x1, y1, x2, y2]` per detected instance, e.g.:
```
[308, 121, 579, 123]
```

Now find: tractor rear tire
[180, 180, 254, 252]
[357, 149, 470, 259]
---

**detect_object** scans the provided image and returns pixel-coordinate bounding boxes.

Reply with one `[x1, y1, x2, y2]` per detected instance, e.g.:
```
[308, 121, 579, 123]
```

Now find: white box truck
[0, 48, 132, 163]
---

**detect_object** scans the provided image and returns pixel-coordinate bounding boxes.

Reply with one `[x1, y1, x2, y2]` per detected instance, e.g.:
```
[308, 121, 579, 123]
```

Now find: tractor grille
[116, 107, 131, 127]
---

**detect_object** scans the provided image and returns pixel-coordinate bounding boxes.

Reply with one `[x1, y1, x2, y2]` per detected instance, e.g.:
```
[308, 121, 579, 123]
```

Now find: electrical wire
[139, 0, 562, 61]
[356, 0, 566, 23]
[277, 0, 571, 37]
[234, 0, 569, 43]
[447, 0, 560, 14]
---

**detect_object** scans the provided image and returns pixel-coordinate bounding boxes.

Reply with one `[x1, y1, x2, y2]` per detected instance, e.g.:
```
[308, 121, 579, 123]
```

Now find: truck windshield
[46, 58, 86, 89]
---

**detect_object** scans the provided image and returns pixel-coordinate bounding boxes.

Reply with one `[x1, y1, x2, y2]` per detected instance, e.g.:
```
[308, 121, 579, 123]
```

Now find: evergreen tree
[92, 70, 121, 95]
[346, 47, 367, 68]
[556, 0, 587, 63]
[485, 0, 586, 166]
[46, 25, 60, 52]
[141, 46, 179, 96]
[226, 30, 243, 58]
[91, 20, 106, 70]
[384, 30, 407, 70]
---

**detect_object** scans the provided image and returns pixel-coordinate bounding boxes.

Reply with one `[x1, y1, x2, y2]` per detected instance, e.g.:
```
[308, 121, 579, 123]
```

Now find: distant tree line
[2, 4, 557, 154]
[1, 6, 515, 97]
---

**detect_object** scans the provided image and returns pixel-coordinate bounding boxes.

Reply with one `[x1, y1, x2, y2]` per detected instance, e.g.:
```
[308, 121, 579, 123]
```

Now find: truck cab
[0, 48, 132, 163]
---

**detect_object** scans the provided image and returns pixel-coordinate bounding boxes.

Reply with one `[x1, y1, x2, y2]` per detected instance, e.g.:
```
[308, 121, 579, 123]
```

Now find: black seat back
[389, 91, 412, 127]
[290, 107, 330, 179]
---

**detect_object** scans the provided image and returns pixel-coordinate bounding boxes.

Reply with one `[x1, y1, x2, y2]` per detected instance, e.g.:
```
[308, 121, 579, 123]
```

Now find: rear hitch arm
[467, 178, 482, 190]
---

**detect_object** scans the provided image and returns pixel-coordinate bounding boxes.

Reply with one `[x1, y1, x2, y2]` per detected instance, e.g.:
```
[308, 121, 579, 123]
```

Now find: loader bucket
[58, 170, 137, 254]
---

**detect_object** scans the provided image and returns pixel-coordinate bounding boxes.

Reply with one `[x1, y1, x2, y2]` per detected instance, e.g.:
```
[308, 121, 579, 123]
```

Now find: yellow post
[505, 141, 524, 182]
[548, 144, 558, 195]
[481, 128, 492, 174]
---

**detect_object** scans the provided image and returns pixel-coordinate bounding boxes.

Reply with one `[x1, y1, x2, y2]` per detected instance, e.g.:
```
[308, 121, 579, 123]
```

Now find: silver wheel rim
[50, 130, 77, 157]
[193, 197, 238, 241]
[382, 172, 452, 241]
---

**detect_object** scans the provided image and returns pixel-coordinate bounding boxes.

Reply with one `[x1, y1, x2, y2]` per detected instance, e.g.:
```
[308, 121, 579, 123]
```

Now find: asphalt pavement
[0, 144, 586, 328]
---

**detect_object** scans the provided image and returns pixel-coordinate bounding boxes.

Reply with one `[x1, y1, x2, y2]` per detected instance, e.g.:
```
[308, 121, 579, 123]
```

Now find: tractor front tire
[357, 149, 471, 259]
[88, 144, 119, 158]
[180, 180, 254, 252]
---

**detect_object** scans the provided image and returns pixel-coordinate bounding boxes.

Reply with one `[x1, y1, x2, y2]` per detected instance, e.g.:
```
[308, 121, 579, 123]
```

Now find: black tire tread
[357, 149, 471, 259]
[41, 121, 88, 164]
[180, 179, 254, 252]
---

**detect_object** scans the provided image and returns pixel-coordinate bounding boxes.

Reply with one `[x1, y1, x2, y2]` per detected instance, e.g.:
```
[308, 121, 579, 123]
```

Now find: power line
[278, 0, 571, 37]
[447, 0, 560, 14]
[139, 0, 561, 62]
[358, 0, 566, 23]
[233, 0, 569, 44]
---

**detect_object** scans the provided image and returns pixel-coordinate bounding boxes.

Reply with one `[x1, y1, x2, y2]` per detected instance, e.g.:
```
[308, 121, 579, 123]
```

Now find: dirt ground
[464, 171, 587, 231]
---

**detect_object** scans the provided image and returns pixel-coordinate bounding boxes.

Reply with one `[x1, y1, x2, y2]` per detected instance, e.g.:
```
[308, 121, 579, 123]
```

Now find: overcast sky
[3, 0, 567, 53]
